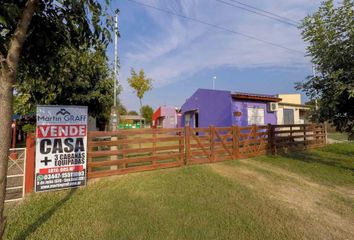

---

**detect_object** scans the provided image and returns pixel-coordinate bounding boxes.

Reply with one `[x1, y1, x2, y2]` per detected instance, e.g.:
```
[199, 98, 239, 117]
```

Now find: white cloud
[119, 0, 321, 109]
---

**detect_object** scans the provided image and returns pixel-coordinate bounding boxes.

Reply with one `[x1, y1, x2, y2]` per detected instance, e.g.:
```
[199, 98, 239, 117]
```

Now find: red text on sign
[37, 125, 86, 138]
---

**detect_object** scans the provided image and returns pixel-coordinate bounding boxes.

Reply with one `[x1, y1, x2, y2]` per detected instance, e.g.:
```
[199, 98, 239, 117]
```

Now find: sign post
[35, 105, 88, 192]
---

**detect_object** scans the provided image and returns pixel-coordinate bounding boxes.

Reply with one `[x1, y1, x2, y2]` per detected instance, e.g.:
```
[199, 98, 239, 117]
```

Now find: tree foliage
[15, 46, 117, 123]
[115, 100, 127, 116]
[297, 0, 354, 140]
[127, 68, 153, 108]
[1, 0, 116, 53]
[140, 105, 153, 125]
[127, 111, 139, 116]
[1, 0, 119, 123]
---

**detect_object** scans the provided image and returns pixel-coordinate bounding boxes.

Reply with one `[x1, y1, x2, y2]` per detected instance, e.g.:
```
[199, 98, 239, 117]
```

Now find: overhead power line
[216, 0, 300, 27]
[227, 0, 300, 25]
[126, 0, 305, 55]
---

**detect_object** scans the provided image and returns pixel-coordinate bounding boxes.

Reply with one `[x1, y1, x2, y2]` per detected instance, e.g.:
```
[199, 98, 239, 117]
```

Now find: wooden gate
[212, 127, 234, 162]
[6, 148, 26, 202]
[238, 125, 269, 158]
[186, 127, 212, 164]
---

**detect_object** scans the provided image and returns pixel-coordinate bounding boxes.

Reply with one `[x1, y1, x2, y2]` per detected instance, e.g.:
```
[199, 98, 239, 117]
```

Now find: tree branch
[6, 0, 39, 82]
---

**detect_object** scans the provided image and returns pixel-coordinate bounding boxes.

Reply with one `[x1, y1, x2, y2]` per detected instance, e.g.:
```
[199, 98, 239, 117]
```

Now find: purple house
[180, 89, 281, 128]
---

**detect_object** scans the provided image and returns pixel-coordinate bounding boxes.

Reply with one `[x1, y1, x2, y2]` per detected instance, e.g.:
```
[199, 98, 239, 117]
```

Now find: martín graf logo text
[37, 108, 86, 122]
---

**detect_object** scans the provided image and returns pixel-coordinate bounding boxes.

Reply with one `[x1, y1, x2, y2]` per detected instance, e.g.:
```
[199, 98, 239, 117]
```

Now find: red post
[9, 121, 18, 160]
[11, 121, 16, 149]
[24, 133, 35, 194]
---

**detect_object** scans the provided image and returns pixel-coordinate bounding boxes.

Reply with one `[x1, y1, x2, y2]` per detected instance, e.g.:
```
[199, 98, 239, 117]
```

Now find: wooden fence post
[152, 128, 157, 166]
[184, 126, 190, 164]
[268, 124, 276, 155]
[179, 129, 184, 165]
[323, 123, 327, 145]
[87, 133, 92, 176]
[110, 133, 118, 170]
[25, 133, 35, 194]
[232, 125, 239, 159]
[252, 125, 257, 147]
[303, 124, 307, 149]
[313, 123, 319, 144]
[209, 126, 215, 162]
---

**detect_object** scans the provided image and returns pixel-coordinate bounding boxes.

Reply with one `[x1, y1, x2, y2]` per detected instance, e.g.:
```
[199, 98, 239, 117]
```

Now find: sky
[106, 0, 321, 112]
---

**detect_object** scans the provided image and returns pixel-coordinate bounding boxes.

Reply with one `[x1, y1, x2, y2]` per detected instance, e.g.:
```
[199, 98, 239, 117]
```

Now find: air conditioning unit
[268, 102, 278, 112]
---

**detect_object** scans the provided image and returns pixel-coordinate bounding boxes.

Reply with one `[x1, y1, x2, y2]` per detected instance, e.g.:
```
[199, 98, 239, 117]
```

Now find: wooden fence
[87, 124, 326, 179]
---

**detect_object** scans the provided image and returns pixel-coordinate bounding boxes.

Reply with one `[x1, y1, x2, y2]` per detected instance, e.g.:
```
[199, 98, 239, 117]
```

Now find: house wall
[180, 89, 233, 128]
[232, 100, 277, 126]
[277, 106, 302, 124]
[152, 107, 162, 128]
[277, 94, 307, 124]
[161, 106, 178, 128]
[277, 94, 301, 105]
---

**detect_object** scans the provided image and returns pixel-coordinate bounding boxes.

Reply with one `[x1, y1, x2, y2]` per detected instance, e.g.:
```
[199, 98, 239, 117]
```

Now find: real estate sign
[35, 105, 88, 192]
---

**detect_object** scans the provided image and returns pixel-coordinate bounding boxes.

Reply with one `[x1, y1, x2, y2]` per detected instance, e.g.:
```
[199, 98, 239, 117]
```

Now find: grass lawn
[327, 132, 349, 141]
[5, 143, 354, 240]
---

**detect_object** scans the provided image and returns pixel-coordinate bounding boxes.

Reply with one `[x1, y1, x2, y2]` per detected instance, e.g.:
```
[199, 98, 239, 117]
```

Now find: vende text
[37, 124, 86, 138]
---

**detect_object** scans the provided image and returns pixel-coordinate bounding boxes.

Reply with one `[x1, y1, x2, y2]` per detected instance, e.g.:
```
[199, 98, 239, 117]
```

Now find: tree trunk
[139, 98, 143, 128]
[0, 0, 38, 238]
[0, 73, 13, 238]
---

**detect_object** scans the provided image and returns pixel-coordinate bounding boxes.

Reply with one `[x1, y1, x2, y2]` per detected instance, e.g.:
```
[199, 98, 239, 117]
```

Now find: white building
[276, 94, 310, 125]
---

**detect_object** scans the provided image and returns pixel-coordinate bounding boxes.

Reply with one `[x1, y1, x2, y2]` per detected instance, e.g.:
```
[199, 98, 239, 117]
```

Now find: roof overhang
[184, 108, 198, 113]
[279, 102, 310, 109]
[231, 93, 282, 102]
[120, 115, 145, 121]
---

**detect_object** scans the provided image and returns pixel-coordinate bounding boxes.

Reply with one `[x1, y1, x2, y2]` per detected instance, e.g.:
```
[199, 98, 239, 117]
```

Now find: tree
[115, 100, 127, 116]
[127, 68, 153, 125]
[14, 46, 116, 126]
[140, 105, 154, 126]
[127, 110, 139, 116]
[0, 1, 116, 236]
[296, 0, 354, 140]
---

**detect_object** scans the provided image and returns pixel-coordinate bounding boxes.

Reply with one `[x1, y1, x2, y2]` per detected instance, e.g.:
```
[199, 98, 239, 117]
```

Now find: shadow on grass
[280, 150, 354, 173]
[15, 188, 77, 240]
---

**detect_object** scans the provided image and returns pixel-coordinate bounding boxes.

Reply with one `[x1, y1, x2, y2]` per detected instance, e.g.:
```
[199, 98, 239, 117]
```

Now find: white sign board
[35, 105, 88, 192]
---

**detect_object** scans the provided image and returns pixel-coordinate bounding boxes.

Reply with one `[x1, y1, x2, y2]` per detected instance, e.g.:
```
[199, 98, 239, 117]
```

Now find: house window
[170, 116, 175, 125]
[185, 113, 191, 126]
[283, 109, 294, 124]
[247, 107, 264, 125]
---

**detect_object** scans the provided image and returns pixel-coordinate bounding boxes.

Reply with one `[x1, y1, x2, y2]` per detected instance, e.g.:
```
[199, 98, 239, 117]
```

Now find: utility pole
[110, 12, 119, 170]
[111, 12, 119, 131]
[114, 13, 118, 108]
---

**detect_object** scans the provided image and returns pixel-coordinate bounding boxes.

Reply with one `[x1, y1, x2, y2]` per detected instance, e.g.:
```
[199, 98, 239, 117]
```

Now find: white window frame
[247, 107, 265, 125]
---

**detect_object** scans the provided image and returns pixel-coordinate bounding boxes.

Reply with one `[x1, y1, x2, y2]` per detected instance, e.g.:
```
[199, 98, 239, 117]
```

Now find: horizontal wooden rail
[89, 128, 183, 137]
[89, 136, 183, 147]
[88, 161, 182, 179]
[89, 153, 183, 167]
[87, 123, 326, 179]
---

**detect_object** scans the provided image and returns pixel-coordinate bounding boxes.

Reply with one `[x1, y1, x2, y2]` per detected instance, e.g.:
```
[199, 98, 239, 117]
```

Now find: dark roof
[231, 92, 282, 102]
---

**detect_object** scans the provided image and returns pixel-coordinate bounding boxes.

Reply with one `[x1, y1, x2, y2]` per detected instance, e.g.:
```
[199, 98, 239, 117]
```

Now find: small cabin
[152, 106, 180, 128]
